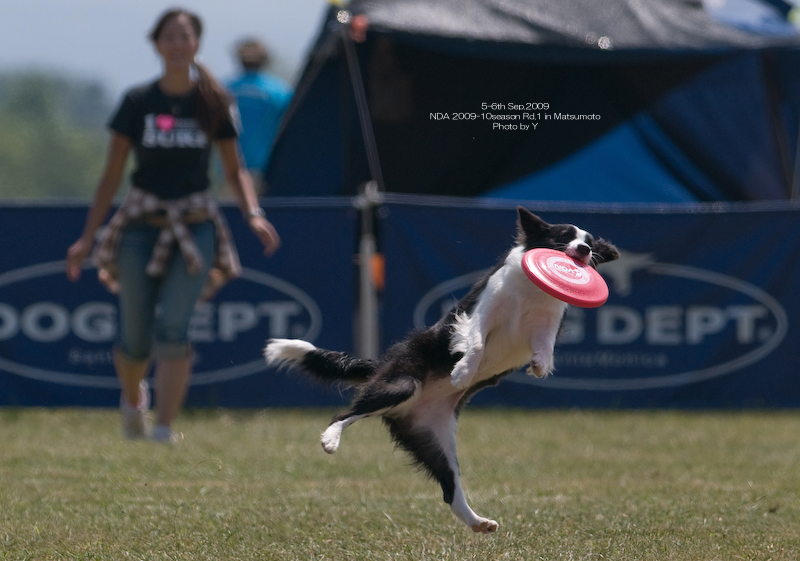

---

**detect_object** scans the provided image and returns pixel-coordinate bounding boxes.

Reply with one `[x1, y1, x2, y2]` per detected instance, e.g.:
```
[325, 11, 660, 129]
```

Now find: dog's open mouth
[565, 245, 592, 264]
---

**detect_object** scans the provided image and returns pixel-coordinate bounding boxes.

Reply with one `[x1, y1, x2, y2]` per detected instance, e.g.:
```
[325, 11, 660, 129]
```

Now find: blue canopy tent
[265, 0, 800, 202]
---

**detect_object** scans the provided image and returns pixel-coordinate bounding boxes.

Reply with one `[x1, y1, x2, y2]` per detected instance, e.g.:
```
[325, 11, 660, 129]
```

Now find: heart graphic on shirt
[155, 114, 176, 132]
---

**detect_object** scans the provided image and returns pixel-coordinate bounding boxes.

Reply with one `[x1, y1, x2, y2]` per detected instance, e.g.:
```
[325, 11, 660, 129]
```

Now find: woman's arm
[66, 133, 132, 281]
[217, 138, 281, 256]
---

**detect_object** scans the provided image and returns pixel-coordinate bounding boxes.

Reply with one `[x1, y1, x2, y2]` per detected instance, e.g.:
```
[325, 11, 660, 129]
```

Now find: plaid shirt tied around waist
[92, 187, 242, 298]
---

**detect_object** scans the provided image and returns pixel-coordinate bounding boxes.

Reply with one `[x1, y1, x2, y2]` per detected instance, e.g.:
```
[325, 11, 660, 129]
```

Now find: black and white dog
[264, 208, 619, 533]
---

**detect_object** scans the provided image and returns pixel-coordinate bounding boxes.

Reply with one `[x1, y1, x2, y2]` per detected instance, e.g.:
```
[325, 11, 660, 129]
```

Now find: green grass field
[1, 408, 799, 560]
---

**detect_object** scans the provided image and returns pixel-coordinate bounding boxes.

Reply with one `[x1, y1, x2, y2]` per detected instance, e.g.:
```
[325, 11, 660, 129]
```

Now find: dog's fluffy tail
[264, 338, 376, 384]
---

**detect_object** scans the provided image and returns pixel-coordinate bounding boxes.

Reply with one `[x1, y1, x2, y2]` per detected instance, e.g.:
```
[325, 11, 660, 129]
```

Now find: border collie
[264, 208, 619, 533]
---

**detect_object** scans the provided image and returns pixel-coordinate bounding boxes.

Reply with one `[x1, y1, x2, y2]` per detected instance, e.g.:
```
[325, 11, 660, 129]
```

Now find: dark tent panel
[354, 0, 800, 55]
[265, 0, 800, 202]
[488, 51, 799, 201]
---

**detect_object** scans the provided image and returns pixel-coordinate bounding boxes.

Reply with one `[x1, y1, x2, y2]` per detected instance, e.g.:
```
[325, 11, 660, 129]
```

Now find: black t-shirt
[108, 80, 239, 200]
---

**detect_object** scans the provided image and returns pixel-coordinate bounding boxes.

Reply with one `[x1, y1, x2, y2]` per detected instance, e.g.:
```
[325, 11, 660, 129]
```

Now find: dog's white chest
[450, 256, 568, 381]
[484, 291, 564, 372]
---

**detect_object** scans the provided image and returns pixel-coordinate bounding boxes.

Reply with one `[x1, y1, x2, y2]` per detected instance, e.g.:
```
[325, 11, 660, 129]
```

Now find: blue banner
[380, 197, 800, 408]
[3, 197, 799, 408]
[0, 201, 357, 407]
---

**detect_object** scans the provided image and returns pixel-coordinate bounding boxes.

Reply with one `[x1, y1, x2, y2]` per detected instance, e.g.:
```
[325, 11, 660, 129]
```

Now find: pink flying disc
[522, 248, 609, 308]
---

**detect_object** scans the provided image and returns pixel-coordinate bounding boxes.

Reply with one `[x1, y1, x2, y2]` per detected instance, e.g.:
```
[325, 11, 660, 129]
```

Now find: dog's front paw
[450, 361, 474, 390]
[526, 354, 554, 379]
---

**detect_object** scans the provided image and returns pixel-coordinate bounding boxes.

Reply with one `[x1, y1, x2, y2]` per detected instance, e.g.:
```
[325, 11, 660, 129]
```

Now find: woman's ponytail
[194, 60, 232, 138]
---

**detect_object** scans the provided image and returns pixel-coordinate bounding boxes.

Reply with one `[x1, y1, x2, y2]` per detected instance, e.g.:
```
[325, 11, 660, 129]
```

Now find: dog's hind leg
[321, 414, 365, 454]
[321, 376, 419, 454]
[385, 412, 499, 534]
[449, 468, 499, 534]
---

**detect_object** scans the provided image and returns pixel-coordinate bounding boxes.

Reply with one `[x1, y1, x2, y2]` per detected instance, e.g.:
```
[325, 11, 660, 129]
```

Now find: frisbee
[521, 248, 609, 308]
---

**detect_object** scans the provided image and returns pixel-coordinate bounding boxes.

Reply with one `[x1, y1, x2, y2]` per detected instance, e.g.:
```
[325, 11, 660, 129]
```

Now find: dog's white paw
[321, 422, 344, 454]
[450, 361, 474, 390]
[471, 518, 499, 534]
[526, 353, 554, 379]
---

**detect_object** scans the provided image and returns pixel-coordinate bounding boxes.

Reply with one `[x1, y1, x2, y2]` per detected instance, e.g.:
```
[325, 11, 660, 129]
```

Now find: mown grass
[1, 408, 799, 560]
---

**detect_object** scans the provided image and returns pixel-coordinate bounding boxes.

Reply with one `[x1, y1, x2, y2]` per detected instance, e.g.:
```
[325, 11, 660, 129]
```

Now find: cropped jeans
[114, 220, 215, 361]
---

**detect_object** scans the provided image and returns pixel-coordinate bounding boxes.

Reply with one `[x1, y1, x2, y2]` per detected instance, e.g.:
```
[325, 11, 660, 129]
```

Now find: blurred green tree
[0, 72, 114, 199]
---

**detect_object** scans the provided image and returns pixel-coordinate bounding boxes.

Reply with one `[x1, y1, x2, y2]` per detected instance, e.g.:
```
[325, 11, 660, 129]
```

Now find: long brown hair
[149, 8, 231, 137]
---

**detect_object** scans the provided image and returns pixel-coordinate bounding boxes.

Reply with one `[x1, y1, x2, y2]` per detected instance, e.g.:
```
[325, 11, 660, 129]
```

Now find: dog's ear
[593, 239, 620, 264]
[517, 207, 549, 244]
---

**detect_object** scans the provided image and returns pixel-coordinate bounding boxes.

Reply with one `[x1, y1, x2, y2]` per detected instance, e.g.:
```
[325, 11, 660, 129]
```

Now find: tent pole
[340, 18, 385, 359]
[341, 22, 385, 190]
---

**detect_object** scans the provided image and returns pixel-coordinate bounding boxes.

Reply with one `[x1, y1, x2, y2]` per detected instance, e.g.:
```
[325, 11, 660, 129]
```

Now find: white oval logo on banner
[0, 261, 321, 388]
[414, 253, 788, 390]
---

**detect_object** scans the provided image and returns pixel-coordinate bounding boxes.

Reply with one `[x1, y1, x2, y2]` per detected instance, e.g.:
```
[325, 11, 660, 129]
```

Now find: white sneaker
[120, 380, 151, 440]
[151, 425, 179, 445]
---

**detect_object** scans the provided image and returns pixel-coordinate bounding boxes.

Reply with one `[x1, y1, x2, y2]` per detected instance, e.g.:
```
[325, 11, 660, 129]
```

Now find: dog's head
[516, 207, 619, 267]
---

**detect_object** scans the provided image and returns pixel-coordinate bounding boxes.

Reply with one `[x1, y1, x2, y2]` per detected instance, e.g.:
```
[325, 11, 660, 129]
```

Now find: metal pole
[356, 181, 381, 360]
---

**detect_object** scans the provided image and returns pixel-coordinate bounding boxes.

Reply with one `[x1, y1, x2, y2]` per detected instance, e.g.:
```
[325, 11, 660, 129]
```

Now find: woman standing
[66, 8, 280, 443]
